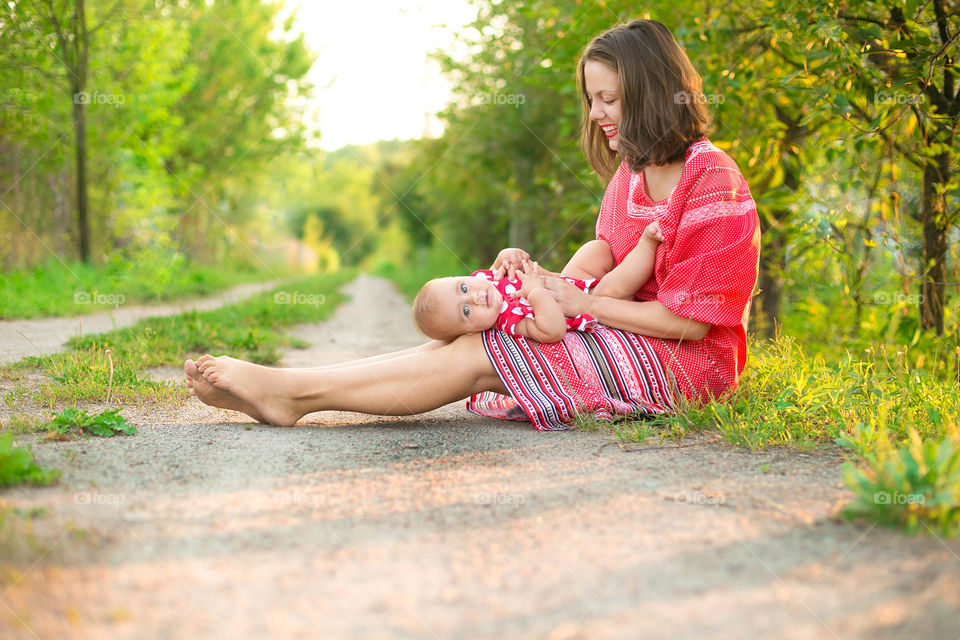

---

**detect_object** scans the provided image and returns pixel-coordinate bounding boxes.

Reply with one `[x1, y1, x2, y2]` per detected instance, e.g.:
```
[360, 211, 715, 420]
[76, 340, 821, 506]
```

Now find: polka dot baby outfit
[471, 269, 598, 336]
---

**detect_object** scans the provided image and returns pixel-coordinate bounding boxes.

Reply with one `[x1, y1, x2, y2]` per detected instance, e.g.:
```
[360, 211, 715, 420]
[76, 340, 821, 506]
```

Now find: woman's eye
[460, 283, 468, 293]
[462, 306, 470, 317]
[603, 99, 615, 105]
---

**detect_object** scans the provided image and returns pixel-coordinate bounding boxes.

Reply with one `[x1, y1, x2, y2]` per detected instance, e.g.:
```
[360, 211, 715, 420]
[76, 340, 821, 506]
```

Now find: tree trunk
[72, 0, 90, 262]
[919, 151, 948, 335]
[756, 230, 785, 338]
[508, 153, 534, 251]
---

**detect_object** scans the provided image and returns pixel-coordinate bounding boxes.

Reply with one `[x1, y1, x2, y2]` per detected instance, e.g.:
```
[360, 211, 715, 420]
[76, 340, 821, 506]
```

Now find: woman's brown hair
[578, 19, 712, 181]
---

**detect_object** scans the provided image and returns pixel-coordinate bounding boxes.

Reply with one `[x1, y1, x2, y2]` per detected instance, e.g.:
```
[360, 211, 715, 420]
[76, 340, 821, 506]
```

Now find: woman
[184, 19, 760, 430]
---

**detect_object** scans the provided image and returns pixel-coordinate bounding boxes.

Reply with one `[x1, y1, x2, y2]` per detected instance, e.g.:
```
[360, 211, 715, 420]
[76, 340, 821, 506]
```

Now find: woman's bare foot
[194, 355, 302, 427]
[184, 359, 267, 424]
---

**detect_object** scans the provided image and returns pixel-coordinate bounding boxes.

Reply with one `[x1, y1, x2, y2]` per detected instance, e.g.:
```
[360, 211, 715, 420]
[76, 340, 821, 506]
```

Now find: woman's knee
[450, 333, 506, 393]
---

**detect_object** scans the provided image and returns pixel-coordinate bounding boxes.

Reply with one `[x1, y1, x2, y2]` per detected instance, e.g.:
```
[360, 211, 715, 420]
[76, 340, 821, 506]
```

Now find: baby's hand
[515, 269, 546, 298]
[491, 248, 531, 280]
[642, 220, 664, 244]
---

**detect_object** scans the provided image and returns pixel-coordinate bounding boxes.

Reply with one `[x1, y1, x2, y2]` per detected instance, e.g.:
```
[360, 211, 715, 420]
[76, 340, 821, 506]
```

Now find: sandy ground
[1, 274, 958, 640]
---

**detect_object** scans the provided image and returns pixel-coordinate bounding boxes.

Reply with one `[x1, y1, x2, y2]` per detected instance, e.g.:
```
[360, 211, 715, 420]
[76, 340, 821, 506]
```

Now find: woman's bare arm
[559, 239, 615, 280]
[543, 278, 709, 340]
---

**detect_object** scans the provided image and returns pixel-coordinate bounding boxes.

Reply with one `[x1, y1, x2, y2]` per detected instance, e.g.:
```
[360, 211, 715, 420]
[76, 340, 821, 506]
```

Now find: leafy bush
[0, 433, 60, 487]
[841, 428, 960, 537]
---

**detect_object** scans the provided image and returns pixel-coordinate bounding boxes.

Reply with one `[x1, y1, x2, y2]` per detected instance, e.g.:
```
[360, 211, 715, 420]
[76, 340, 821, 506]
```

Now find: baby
[414, 220, 663, 344]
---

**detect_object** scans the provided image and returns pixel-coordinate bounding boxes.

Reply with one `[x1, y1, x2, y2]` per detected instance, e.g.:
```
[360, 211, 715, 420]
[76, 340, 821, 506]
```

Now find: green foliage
[44, 408, 136, 438]
[1, 0, 316, 268]
[0, 256, 280, 319]
[0, 433, 60, 488]
[841, 429, 960, 538]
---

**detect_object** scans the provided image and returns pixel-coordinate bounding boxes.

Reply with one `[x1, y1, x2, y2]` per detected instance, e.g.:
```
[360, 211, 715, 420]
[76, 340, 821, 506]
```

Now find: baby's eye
[460, 283, 468, 293]
[462, 305, 470, 317]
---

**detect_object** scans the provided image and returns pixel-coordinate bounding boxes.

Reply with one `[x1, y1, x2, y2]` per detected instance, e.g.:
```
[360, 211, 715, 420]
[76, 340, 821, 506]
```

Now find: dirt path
[1, 275, 958, 639]
[0, 279, 285, 365]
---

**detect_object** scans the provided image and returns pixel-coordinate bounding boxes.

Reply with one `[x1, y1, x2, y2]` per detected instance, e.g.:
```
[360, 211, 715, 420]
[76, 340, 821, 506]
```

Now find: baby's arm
[511, 272, 566, 343]
[592, 221, 663, 300]
[560, 239, 615, 280]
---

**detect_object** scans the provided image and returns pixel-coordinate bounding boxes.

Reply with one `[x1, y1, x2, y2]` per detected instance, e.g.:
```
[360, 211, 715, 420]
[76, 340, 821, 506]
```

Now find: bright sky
[290, 0, 478, 150]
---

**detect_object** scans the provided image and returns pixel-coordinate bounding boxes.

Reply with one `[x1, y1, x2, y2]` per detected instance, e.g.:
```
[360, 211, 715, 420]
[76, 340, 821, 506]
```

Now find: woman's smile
[584, 59, 622, 151]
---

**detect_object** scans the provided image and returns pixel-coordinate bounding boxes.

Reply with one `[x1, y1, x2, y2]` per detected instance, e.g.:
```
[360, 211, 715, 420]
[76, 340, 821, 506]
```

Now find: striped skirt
[467, 327, 677, 431]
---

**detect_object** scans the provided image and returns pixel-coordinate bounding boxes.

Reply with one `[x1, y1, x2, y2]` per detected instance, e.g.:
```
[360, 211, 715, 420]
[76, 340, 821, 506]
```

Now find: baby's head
[413, 275, 505, 340]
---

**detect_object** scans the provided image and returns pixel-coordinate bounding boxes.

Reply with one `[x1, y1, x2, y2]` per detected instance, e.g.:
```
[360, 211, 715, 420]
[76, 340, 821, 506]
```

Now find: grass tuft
[44, 408, 136, 438]
[0, 433, 60, 487]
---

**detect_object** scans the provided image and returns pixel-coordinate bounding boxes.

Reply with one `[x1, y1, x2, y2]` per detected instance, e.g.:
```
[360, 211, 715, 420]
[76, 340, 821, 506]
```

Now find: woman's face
[584, 60, 621, 152]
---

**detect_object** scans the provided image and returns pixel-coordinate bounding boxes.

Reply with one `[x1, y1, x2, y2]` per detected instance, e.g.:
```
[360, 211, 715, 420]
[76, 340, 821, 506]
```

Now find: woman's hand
[542, 276, 593, 317]
[491, 248, 531, 280]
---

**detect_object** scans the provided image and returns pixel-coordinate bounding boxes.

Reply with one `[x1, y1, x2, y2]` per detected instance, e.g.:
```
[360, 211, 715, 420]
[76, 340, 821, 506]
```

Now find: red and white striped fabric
[468, 139, 760, 430]
[468, 327, 677, 430]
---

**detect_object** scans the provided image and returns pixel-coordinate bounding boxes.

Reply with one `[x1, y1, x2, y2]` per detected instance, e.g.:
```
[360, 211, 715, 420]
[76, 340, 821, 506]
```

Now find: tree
[772, 0, 959, 335]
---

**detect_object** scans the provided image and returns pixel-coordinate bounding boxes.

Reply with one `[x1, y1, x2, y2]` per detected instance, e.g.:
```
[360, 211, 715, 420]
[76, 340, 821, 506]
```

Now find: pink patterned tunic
[596, 139, 761, 402]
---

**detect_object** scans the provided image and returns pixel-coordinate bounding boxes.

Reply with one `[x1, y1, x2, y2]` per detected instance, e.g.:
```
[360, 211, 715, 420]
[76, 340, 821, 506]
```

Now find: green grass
[0, 433, 60, 487]
[626, 334, 958, 451]
[0, 254, 295, 319]
[842, 428, 960, 537]
[2, 269, 356, 407]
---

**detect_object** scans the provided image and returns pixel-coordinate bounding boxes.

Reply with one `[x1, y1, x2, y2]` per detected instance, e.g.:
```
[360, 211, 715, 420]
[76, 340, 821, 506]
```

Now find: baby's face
[430, 276, 505, 336]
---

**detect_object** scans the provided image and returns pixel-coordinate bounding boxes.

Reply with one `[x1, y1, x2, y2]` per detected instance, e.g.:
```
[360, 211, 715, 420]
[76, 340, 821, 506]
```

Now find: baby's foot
[184, 358, 266, 424]
[195, 355, 301, 427]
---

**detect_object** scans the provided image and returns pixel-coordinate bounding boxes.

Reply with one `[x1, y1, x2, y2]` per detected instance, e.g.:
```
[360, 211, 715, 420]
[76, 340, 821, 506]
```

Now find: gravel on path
[1, 275, 958, 640]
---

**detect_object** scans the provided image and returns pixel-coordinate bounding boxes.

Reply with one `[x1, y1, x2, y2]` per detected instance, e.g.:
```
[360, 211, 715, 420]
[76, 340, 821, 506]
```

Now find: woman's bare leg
[185, 333, 507, 426]
[281, 338, 451, 372]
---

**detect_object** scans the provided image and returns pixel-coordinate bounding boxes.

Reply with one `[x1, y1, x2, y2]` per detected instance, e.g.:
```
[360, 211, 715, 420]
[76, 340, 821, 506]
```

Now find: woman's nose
[589, 102, 603, 121]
